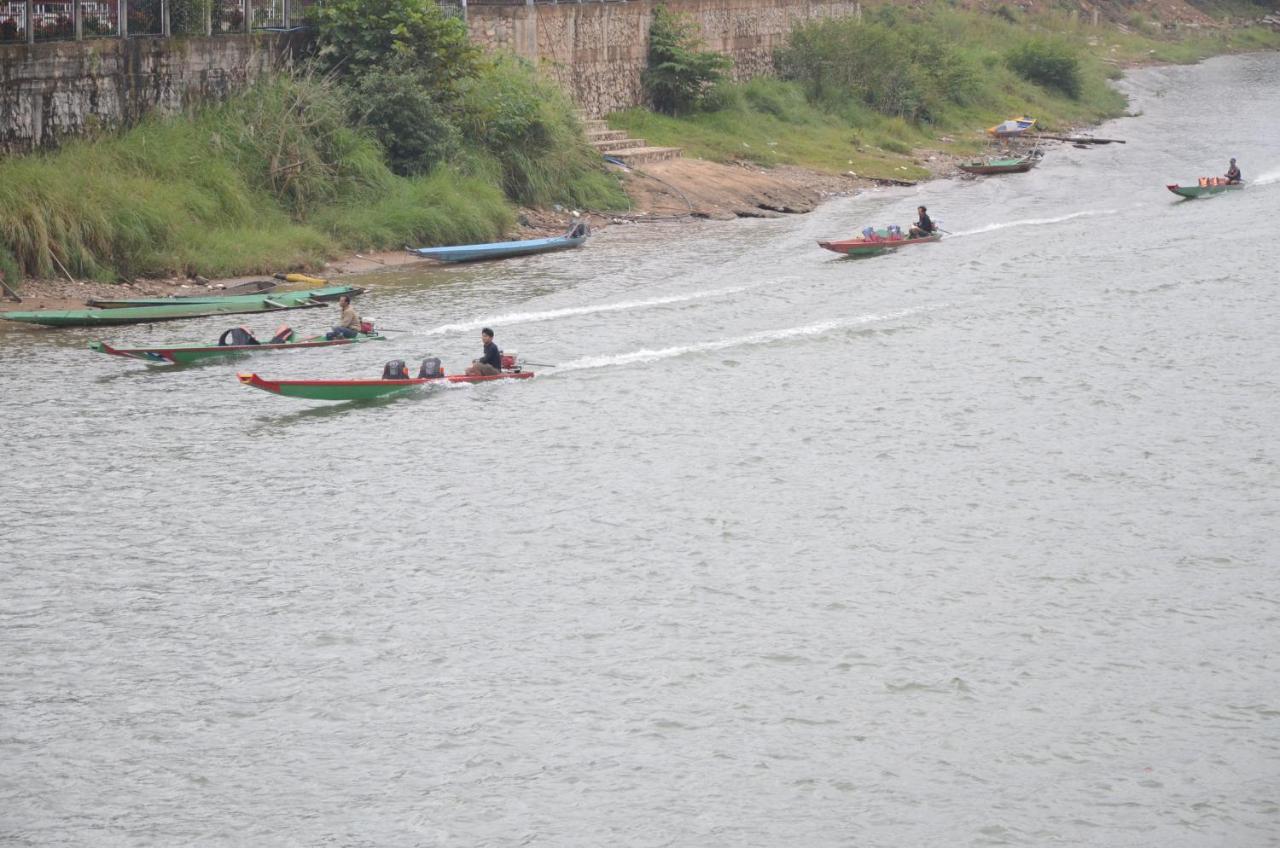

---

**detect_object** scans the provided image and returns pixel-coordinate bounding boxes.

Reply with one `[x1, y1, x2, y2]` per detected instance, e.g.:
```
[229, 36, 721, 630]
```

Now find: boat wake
[949, 209, 1118, 238]
[1252, 168, 1280, 186]
[420, 286, 748, 335]
[555, 305, 942, 373]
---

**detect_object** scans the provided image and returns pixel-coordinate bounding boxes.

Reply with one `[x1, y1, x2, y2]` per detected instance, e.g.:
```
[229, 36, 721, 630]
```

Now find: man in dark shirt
[1225, 158, 1242, 184]
[466, 327, 503, 376]
[909, 206, 935, 239]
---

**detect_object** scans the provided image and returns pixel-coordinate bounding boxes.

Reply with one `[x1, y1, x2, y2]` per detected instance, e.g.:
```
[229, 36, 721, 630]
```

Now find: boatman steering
[1225, 158, 1242, 184]
[326, 295, 360, 340]
[466, 327, 503, 376]
[909, 206, 936, 239]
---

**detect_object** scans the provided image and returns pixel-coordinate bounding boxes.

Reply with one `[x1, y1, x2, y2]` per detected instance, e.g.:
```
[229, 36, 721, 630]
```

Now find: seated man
[1225, 158, 1242, 184]
[465, 327, 503, 376]
[908, 206, 936, 239]
[325, 295, 360, 340]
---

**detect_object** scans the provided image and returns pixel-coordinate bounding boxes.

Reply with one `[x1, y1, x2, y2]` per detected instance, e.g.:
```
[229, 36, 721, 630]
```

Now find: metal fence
[0, 0, 317, 42]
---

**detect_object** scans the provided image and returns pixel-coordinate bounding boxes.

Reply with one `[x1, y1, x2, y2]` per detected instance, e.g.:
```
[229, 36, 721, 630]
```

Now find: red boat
[238, 370, 535, 401]
[818, 228, 942, 257]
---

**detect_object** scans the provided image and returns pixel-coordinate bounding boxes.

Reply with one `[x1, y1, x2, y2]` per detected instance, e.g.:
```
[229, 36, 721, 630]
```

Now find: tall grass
[0, 60, 625, 283]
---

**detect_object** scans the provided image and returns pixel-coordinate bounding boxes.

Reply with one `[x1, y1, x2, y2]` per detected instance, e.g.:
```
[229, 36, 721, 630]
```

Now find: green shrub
[643, 5, 732, 115]
[1006, 38, 1083, 98]
[346, 63, 462, 175]
[310, 0, 477, 90]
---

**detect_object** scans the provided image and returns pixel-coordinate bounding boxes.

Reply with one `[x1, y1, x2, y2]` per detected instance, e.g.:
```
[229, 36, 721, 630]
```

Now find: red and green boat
[238, 369, 536, 401]
[90, 331, 385, 365]
[1167, 180, 1245, 199]
[818, 229, 942, 257]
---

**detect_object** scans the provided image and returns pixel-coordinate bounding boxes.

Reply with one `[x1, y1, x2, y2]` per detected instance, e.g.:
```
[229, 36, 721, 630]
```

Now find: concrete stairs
[581, 116, 682, 166]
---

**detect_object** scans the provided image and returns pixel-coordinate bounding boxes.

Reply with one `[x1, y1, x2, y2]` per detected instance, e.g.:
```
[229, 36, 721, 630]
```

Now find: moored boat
[1, 288, 355, 328]
[818, 228, 942, 257]
[987, 116, 1036, 138]
[90, 330, 385, 365]
[85, 284, 359, 309]
[408, 223, 588, 263]
[958, 151, 1042, 175]
[1166, 179, 1245, 199]
[239, 369, 535, 401]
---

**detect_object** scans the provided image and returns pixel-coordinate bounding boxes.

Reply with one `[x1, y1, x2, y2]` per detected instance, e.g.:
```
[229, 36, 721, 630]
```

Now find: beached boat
[0, 289, 355, 328]
[958, 152, 1042, 175]
[987, 116, 1036, 138]
[239, 369, 535, 401]
[408, 224, 588, 263]
[818, 229, 942, 257]
[1166, 180, 1245, 199]
[85, 284, 357, 309]
[90, 331, 385, 365]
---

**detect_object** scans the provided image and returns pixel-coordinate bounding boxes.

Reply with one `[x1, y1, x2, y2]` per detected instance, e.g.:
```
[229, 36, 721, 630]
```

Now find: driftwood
[0, 277, 21, 303]
[1035, 134, 1126, 145]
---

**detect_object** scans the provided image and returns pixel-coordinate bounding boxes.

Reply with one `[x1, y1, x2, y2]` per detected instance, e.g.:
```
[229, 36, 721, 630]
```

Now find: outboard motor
[382, 359, 409, 380]
[418, 357, 444, 379]
[500, 352, 516, 370]
[861, 226, 876, 239]
[218, 326, 259, 346]
[359, 320, 375, 334]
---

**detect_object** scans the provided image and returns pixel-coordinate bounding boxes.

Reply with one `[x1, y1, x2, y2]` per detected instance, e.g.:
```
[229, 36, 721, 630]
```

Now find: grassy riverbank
[0, 63, 627, 284]
[610, 6, 1280, 180]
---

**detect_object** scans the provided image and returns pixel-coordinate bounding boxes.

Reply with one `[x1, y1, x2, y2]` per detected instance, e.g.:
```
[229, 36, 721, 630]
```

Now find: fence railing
[0, 0, 317, 43]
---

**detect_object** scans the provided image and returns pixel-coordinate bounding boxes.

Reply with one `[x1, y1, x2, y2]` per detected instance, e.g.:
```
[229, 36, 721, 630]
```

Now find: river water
[2, 54, 1278, 846]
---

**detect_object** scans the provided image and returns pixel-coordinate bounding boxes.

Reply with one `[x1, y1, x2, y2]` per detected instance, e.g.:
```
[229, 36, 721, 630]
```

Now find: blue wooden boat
[407, 223, 588, 263]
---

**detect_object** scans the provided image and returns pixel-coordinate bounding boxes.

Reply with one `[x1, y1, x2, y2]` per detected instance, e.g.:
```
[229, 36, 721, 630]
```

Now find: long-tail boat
[0, 288, 359, 328]
[987, 116, 1036, 138]
[818, 228, 942, 258]
[239, 369, 535, 401]
[90, 331, 385, 366]
[408, 224, 588, 263]
[85, 284, 358, 309]
[1166, 179, 1245, 199]
[959, 151, 1042, 175]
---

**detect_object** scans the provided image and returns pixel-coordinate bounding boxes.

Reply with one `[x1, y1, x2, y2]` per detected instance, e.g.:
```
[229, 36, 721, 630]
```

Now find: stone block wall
[0, 33, 299, 153]
[467, 0, 863, 117]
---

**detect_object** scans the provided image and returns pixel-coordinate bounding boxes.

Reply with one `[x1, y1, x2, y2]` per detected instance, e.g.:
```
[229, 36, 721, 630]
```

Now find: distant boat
[238, 370, 535, 401]
[958, 151, 1042, 175]
[1166, 179, 1245, 199]
[818, 228, 942, 258]
[84, 284, 355, 309]
[987, 116, 1036, 138]
[408, 223, 589, 263]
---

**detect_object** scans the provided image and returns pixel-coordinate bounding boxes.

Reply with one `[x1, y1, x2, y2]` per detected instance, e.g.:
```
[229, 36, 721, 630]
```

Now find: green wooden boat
[0, 288, 352, 328]
[239, 370, 536, 401]
[958, 152, 1042, 175]
[90, 331, 385, 365]
[85, 284, 358, 309]
[1167, 180, 1245, 199]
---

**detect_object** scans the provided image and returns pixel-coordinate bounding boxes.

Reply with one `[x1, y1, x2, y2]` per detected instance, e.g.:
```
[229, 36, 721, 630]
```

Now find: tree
[642, 6, 732, 115]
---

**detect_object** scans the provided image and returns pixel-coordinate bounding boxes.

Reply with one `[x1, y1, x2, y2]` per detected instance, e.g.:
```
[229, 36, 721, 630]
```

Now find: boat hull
[1, 288, 353, 327]
[85, 284, 358, 309]
[90, 333, 385, 365]
[239, 370, 536, 401]
[409, 234, 587, 263]
[1166, 181, 1245, 198]
[818, 232, 942, 257]
[958, 158, 1038, 175]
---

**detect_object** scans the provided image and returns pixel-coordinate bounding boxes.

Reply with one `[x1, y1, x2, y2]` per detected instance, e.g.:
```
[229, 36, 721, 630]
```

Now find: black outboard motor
[382, 359, 409, 380]
[218, 326, 259, 346]
[418, 357, 444, 379]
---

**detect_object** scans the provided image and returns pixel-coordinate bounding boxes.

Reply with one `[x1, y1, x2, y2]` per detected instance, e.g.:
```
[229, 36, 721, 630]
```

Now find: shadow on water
[245, 388, 434, 432]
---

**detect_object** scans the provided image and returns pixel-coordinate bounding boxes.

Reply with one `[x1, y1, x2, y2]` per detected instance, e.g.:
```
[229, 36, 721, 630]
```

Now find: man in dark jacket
[909, 206, 936, 239]
[1225, 158, 1242, 184]
[466, 327, 503, 376]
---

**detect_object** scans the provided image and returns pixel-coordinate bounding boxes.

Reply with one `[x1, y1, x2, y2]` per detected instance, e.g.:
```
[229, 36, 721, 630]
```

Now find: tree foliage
[642, 6, 732, 115]
[776, 19, 976, 122]
[310, 0, 477, 88]
[1006, 38, 1083, 99]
